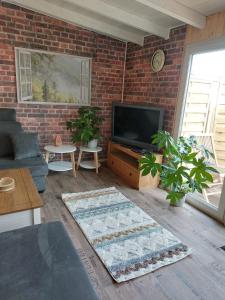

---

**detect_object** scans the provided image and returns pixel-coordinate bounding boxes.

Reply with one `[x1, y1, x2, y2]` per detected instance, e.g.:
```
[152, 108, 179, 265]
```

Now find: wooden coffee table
[0, 168, 43, 233]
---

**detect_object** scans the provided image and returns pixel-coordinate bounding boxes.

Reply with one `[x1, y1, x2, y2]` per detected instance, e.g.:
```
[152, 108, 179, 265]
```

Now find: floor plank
[41, 166, 225, 300]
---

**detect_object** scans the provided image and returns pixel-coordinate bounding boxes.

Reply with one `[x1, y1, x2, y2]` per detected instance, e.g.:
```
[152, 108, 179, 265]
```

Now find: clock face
[151, 50, 165, 73]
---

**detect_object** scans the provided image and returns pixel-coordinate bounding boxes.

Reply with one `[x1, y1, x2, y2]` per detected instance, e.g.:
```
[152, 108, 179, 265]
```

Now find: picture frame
[15, 47, 92, 105]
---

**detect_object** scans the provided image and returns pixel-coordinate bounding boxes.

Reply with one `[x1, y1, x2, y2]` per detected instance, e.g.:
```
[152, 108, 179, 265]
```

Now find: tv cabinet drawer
[108, 155, 137, 173]
[107, 155, 139, 188]
[121, 169, 139, 188]
[107, 141, 162, 190]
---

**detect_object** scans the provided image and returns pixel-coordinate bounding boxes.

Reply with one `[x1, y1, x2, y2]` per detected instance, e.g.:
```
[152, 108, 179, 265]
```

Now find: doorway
[176, 39, 225, 222]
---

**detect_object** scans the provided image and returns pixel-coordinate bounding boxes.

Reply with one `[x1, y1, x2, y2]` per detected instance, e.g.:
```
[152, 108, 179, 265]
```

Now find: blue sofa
[0, 222, 99, 300]
[0, 108, 48, 192]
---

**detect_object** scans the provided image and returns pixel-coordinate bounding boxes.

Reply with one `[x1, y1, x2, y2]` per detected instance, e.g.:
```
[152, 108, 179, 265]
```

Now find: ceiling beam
[4, 0, 145, 45]
[65, 0, 170, 39]
[136, 0, 206, 29]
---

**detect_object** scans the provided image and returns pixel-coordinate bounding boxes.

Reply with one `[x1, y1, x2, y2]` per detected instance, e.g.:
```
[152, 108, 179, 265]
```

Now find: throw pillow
[11, 132, 41, 160]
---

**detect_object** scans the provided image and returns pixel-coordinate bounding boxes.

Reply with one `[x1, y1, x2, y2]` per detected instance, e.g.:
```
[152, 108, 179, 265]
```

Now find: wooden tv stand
[107, 141, 162, 190]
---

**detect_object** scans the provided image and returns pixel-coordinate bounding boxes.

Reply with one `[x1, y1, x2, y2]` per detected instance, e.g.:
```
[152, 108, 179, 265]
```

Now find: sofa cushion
[0, 108, 16, 121]
[0, 222, 99, 300]
[11, 132, 41, 160]
[0, 155, 48, 177]
[0, 121, 23, 157]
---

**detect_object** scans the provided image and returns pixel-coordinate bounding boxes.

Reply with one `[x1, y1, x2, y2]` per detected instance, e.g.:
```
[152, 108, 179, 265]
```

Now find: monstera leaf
[139, 153, 162, 177]
[140, 130, 218, 205]
[152, 130, 178, 156]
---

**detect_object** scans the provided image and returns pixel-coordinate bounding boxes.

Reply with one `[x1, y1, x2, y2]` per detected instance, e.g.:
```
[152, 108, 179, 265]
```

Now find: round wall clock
[151, 49, 165, 73]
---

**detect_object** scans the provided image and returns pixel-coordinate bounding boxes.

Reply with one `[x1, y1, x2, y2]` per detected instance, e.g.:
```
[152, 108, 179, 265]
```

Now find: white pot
[88, 139, 98, 149]
[170, 195, 186, 207]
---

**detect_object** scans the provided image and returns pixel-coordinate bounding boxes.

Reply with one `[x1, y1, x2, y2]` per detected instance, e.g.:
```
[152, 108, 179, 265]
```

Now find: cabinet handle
[129, 172, 132, 176]
[112, 161, 114, 165]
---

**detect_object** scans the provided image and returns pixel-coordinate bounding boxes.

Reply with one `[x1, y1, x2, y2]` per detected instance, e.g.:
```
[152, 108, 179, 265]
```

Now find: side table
[77, 146, 102, 174]
[44, 145, 77, 177]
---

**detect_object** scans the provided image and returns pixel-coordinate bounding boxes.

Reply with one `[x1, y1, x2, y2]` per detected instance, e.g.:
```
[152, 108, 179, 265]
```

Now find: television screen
[112, 104, 164, 150]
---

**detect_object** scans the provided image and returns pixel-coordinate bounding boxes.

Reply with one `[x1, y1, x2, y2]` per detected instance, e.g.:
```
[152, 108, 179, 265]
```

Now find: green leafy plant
[66, 107, 104, 144]
[139, 130, 218, 206]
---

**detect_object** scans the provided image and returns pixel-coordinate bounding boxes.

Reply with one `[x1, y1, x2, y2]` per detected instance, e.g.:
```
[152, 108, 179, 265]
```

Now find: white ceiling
[4, 0, 225, 45]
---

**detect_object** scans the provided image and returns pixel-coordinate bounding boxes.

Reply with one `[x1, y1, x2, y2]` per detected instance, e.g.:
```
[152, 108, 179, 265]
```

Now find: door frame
[174, 36, 225, 223]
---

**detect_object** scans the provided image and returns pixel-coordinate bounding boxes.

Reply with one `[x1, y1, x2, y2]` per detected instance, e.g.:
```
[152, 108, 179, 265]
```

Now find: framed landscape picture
[15, 48, 91, 105]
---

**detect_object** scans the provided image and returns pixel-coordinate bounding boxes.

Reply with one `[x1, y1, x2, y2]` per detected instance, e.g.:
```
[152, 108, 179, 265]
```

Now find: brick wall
[0, 2, 126, 155]
[123, 26, 187, 133]
[0, 2, 187, 157]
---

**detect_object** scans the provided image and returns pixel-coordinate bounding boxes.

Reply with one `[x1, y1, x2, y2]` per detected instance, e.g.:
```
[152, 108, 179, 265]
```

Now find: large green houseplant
[67, 107, 104, 148]
[140, 130, 218, 206]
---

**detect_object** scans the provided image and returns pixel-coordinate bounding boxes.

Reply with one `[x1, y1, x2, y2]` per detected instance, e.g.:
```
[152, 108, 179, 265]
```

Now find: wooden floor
[42, 165, 225, 300]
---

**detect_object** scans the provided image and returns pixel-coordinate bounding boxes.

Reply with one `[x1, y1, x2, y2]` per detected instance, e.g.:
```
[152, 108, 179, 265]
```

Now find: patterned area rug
[62, 187, 191, 283]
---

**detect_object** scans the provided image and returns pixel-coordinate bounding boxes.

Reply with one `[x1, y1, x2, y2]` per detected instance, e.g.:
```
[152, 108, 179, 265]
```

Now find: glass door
[176, 39, 225, 222]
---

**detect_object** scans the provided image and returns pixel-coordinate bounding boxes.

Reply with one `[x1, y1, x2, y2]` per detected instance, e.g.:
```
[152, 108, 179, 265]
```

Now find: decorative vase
[88, 139, 98, 149]
[170, 195, 186, 207]
[55, 135, 62, 147]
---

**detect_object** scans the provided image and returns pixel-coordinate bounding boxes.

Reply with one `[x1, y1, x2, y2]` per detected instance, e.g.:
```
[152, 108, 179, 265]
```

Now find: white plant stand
[44, 145, 77, 177]
[77, 146, 102, 174]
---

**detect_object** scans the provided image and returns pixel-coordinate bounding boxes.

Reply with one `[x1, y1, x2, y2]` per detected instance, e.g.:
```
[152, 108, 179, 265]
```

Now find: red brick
[0, 2, 126, 155]
[123, 26, 186, 133]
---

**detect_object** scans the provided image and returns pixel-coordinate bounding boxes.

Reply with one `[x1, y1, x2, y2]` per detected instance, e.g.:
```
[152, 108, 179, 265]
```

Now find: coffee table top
[0, 168, 43, 215]
[45, 145, 76, 154]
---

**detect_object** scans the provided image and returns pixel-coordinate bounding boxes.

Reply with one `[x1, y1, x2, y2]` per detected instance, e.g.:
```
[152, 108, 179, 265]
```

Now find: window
[17, 50, 32, 101]
[15, 48, 91, 105]
[80, 59, 91, 105]
[175, 37, 225, 223]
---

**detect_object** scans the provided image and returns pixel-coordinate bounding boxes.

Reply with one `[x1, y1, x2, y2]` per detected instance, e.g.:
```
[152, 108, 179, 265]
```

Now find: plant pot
[88, 139, 98, 149]
[170, 195, 186, 207]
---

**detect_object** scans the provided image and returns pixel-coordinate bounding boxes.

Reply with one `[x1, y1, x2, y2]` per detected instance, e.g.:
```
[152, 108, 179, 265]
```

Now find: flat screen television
[112, 103, 164, 151]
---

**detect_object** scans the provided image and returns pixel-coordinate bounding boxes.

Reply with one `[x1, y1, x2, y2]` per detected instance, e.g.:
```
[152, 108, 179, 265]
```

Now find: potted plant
[139, 130, 218, 206]
[67, 107, 104, 148]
